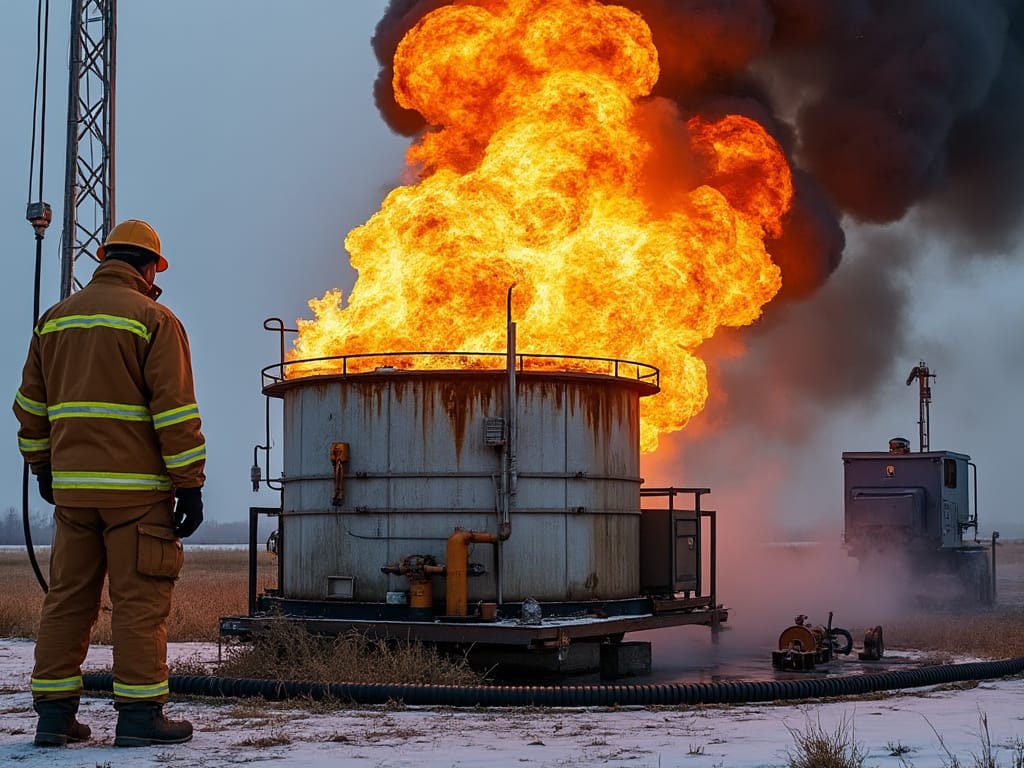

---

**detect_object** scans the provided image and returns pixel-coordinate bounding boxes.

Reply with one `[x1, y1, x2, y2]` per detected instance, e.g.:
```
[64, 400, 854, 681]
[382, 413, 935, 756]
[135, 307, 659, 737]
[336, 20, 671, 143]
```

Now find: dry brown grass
[217, 620, 485, 686]
[887, 609, 1024, 660]
[0, 548, 275, 642]
[0, 551, 45, 638]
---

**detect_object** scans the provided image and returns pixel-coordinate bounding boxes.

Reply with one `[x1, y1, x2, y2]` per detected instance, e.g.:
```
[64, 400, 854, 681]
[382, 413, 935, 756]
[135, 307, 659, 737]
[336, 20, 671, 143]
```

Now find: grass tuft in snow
[889, 740, 914, 757]
[784, 714, 866, 768]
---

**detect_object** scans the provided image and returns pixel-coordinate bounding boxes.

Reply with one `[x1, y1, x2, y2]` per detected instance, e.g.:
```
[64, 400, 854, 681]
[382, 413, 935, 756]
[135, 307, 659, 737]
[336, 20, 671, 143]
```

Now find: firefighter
[13, 219, 205, 747]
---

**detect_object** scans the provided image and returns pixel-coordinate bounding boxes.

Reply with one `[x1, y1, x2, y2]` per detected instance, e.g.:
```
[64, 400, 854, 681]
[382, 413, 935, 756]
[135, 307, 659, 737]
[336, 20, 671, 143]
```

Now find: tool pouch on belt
[137, 525, 184, 579]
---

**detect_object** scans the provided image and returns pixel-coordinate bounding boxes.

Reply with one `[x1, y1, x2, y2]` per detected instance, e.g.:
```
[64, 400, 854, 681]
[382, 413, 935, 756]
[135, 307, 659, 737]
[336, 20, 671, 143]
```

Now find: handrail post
[991, 530, 999, 604]
[248, 507, 258, 616]
[248, 506, 284, 616]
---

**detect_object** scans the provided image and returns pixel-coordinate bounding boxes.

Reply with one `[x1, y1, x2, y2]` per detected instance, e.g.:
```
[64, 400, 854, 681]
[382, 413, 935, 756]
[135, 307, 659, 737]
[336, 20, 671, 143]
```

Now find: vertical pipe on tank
[506, 286, 518, 517]
[496, 285, 518, 605]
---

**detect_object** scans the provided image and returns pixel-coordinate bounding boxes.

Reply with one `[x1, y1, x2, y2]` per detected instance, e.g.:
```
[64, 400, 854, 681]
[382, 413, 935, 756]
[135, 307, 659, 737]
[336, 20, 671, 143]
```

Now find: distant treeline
[0, 507, 270, 546]
[0, 508, 54, 544]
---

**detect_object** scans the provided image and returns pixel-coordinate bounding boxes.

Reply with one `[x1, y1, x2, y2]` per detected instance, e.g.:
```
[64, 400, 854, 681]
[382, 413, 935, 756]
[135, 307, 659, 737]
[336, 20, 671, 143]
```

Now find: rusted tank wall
[276, 370, 646, 602]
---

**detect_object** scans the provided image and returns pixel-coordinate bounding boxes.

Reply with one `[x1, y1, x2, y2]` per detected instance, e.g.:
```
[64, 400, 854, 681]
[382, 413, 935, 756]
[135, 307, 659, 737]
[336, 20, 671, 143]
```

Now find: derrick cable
[23, 0, 53, 595]
[27, 0, 43, 205]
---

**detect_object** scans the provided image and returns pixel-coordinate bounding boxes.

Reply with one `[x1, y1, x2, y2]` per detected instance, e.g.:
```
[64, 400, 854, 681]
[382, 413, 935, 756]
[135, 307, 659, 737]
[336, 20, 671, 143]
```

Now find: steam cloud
[370, 0, 1024, 433]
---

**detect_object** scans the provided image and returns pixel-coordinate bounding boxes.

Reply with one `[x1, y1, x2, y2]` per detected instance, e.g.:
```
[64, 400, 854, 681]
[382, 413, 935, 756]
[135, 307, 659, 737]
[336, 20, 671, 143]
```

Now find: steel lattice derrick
[60, 0, 115, 299]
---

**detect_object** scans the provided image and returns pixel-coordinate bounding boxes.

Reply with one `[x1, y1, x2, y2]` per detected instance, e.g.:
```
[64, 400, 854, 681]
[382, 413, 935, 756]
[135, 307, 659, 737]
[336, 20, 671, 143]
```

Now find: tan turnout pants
[31, 500, 183, 703]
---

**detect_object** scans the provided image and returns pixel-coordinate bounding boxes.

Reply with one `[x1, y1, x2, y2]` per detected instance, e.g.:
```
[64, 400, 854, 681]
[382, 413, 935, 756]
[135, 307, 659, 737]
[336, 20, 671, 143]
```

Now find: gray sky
[2, 2, 1023, 539]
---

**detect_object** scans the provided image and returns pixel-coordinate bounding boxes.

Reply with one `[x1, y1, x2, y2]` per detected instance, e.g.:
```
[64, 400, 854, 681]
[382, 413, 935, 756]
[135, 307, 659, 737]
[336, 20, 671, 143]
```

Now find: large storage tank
[265, 357, 659, 606]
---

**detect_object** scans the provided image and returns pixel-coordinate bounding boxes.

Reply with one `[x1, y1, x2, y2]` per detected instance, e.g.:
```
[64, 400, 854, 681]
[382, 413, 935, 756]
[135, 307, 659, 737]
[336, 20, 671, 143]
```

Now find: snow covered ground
[1, 638, 1024, 767]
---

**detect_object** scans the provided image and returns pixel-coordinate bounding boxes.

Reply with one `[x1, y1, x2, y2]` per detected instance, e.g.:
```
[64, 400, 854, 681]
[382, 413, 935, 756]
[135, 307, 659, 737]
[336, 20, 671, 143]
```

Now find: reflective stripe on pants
[30, 674, 83, 695]
[32, 500, 178, 703]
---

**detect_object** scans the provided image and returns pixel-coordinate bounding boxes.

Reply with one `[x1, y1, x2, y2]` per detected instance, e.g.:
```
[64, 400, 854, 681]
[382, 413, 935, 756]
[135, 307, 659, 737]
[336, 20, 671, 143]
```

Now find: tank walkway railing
[261, 350, 660, 391]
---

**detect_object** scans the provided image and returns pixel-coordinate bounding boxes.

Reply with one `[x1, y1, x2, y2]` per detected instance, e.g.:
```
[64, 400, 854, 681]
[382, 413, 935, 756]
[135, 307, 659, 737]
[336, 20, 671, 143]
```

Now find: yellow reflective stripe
[18, 436, 50, 452]
[37, 313, 151, 342]
[113, 679, 169, 699]
[163, 443, 206, 470]
[31, 675, 84, 693]
[48, 401, 151, 421]
[15, 391, 47, 417]
[52, 471, 172, 492]
[152, 404, 200, 429]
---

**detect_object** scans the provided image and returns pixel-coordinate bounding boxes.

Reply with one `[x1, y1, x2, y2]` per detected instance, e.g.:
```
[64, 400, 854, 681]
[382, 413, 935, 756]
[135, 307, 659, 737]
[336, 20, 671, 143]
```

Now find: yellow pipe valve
[445, 529, 499, 617]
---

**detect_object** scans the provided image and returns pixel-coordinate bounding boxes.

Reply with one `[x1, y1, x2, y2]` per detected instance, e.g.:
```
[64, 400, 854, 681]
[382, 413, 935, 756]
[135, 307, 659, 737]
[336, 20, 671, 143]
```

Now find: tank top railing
[261, 351, 659, 392]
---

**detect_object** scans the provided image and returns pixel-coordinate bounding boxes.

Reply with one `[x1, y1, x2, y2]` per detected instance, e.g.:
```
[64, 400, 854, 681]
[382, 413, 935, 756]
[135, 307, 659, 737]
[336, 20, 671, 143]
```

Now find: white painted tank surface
[264, 355, 659, 604]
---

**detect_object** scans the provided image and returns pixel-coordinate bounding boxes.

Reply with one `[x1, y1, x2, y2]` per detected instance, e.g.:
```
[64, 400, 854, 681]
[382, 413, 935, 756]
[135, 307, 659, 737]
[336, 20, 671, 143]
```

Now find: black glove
[173, 486, 204, 538]
[36, 464, 55, 505]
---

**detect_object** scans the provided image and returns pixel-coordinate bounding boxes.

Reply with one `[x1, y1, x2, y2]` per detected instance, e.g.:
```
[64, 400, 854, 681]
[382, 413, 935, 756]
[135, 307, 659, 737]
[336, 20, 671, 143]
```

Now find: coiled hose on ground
[83, 657, 1024, 707]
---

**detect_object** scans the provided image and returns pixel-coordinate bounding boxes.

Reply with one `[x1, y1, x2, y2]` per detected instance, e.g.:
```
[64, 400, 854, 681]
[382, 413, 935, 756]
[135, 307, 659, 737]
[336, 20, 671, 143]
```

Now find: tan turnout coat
[13, 259, 205, 507]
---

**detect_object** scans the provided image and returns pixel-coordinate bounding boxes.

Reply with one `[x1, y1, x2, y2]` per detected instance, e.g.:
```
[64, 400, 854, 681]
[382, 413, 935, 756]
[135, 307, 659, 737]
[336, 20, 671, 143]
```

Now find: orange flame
[292, 0, 792, 452]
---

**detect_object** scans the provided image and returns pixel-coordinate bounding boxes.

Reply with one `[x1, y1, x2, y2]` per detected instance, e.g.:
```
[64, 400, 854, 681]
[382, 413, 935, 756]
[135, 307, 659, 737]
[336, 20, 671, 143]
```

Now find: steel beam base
[219, 596, 727, 678]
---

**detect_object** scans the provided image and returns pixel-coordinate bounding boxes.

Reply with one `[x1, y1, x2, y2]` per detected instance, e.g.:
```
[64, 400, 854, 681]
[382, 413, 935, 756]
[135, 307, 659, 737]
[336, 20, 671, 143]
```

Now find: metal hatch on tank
[221, 305, 728, 679]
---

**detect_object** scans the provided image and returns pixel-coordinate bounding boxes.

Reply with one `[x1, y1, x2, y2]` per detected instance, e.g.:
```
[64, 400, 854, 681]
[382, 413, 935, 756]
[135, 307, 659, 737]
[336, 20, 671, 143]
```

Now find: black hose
[22, 463, 48, 593]
[23, 230, 49, 594]
[82, 656, 1024, 707]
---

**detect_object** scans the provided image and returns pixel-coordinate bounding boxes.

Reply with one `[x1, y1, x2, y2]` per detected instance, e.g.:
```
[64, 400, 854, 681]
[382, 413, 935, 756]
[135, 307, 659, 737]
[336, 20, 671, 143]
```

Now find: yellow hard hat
[96, 219, 168, 272]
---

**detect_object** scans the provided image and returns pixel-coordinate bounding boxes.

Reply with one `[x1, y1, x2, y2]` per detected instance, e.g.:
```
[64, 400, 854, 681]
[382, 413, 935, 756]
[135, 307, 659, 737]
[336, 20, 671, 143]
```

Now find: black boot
[33, 698, 91, 747]
[114, 701, 193, 747]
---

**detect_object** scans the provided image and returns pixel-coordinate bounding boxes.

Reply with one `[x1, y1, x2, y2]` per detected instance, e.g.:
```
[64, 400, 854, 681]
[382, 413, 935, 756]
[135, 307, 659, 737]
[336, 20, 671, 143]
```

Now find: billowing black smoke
[370, 0, 1024, 437]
